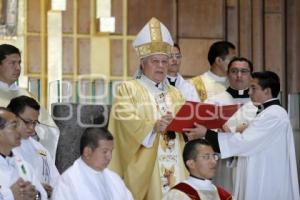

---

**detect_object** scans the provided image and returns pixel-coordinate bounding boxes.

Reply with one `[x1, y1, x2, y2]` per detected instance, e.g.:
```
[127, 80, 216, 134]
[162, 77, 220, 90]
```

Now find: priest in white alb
[8, 96, 60, 198]
[52, 128, 133, 200]
[0, 107, 47, 200]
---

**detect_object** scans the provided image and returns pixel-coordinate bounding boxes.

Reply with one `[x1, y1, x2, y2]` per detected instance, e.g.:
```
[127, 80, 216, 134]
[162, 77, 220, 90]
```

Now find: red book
[167, 101, 241, 132]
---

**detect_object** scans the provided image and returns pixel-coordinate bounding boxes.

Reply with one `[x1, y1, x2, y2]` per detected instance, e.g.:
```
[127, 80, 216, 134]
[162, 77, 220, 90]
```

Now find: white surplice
[206, 90, 257, 193]
[52, 158, 133, 200]
[167, 74, 200, 102]
[218, 104, 300, 200]
[205, 90, 257, 132]
[0, 152, 47, 200]
[13, 137, 60, 187]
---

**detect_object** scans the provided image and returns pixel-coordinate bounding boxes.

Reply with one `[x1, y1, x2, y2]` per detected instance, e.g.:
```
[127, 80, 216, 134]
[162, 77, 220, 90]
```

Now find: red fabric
[172, 182, 233, 200]
[172, 182, 200, 200]
[216, 186, 233, 200]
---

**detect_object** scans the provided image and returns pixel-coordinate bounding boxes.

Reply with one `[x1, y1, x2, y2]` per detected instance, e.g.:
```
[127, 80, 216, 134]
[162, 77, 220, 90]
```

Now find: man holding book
[108, 17, 188, 200]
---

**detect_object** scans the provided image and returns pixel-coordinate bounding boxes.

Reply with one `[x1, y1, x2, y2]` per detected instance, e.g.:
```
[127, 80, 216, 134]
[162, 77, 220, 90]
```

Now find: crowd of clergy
[0, 17, 299, 200]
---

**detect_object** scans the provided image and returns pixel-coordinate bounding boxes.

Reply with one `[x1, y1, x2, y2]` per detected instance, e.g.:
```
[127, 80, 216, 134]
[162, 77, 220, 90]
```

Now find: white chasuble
[52, 158, 133, 200]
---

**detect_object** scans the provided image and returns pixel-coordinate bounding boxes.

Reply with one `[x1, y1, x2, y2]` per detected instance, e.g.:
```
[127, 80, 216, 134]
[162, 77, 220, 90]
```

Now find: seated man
[8, 95, 60, 198]
[0, 107, 47, 200]
[163, 139, 232, 200]
[52, 128, 133, 200]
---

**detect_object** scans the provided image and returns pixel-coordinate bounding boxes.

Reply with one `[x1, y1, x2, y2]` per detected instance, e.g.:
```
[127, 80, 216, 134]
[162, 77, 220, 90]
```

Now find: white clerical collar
[263, 98, 279, 104]
[166, 74, 178, 82]
[226, 87, 249, 98]
[186, 176, 215, 191]
[206, 71, 227, 83]
[0, 80, 19, 91]
[239, 89, 246, 95]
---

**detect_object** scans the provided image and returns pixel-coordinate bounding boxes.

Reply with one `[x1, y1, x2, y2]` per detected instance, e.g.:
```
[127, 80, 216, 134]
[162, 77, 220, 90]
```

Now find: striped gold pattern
[136, 42, 171, 58]
[149, 17, 162, 42]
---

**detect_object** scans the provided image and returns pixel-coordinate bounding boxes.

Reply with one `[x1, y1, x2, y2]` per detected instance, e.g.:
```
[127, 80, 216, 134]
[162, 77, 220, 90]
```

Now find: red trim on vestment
[216, 186, 233, 200]
[172, 183, 200, 200]
[172, 182, 233, 200]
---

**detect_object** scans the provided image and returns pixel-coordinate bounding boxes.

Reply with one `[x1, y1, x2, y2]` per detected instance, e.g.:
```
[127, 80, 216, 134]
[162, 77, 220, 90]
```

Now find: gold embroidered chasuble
[108, 80, 188, 200]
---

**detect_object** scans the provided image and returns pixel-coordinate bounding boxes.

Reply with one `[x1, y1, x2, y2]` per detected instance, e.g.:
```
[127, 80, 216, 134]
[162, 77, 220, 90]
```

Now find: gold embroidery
[136, 42, 171, 58]
[190, 76, 207, 102]
[38, 150, 47, 157]
[134, 17, 171, 58]
[149, 17, 162, 42]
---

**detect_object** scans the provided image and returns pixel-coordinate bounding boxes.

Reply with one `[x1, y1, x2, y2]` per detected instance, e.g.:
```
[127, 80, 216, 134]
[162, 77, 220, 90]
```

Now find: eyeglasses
[4, 122, 18, 130]
[169, 53, 182, 60]
[18, 116, 40, 127]
[197, 153, 220, 161]
[229, 68, 250, 75]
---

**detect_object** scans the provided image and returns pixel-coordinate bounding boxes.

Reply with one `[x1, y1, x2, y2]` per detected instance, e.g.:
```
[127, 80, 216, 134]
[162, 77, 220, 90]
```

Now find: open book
[167, 101, 242, 132]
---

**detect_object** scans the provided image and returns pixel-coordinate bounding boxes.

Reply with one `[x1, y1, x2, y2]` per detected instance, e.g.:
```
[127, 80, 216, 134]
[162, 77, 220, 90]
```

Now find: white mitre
[132, 17, 174, 59]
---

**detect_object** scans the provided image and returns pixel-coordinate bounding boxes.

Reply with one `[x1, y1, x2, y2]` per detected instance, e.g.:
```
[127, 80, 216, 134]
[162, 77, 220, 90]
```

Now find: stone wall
[52, 103, 110, 173]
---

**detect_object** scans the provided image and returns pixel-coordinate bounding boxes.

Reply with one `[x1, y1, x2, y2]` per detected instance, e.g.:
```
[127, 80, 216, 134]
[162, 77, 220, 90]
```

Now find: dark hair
[227, 56, 254, 73]
[0, 107, 11, 129]
[208, 41, 235, 65]
[173, 43, 181, 52]
[183, 139, 212, 170]
[0, 44, 21, 63]
[252, 71, 280, 98]
[7, 95, 40, 115]
[80, 128, 113, 155]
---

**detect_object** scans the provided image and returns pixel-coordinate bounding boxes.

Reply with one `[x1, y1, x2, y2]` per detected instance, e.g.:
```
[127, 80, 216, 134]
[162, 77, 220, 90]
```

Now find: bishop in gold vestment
[108, 18, 188, 200]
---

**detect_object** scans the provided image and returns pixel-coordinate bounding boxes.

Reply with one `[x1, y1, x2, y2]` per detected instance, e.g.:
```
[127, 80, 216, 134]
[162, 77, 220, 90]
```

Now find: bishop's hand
[154, 111, 173, 133]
